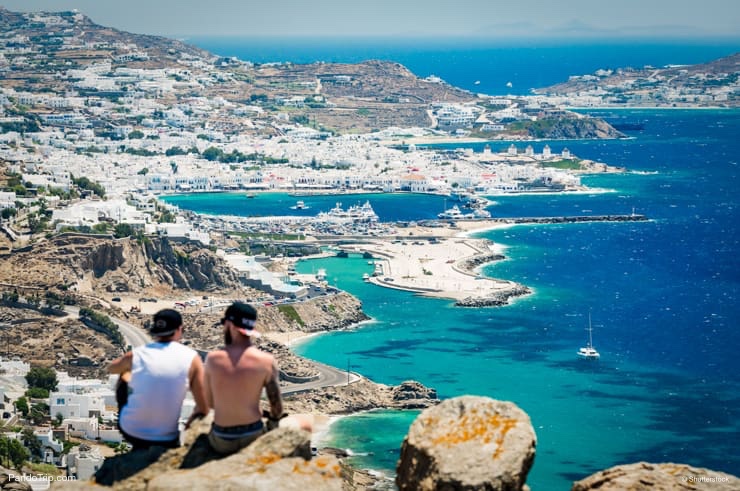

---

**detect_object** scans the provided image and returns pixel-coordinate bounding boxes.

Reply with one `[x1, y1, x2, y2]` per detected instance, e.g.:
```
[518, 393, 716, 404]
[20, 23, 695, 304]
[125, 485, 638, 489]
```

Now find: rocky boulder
[51, 414, 341, 490]
[391, 380, 438, 408]
[146, 428, 341, 491]
[0, 468, 32, 490]
[572, 462, 740, 491]
[396, 396, 536, 491]
[284, 378, 438, 415]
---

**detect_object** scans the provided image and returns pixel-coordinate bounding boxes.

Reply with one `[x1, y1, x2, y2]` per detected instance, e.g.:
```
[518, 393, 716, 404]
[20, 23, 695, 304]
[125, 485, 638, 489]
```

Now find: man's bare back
[205, 344, 282, 427]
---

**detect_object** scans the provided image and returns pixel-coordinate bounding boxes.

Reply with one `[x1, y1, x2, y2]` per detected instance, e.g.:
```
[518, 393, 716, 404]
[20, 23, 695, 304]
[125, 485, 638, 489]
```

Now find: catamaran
[577, 313, 600, 359]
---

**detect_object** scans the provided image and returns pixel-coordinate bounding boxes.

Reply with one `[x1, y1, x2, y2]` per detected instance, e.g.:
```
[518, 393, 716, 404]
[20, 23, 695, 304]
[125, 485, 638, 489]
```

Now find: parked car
[111, 297, 121, 302]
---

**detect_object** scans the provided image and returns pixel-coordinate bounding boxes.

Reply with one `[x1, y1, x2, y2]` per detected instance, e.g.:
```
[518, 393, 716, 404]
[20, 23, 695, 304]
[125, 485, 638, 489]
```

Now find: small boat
[577, 313, 600, 359]
[437, 205, 465, 220]
[362, 273, 370, 281]
[246, 193, 256, 198]
[290, 200, 309, 210]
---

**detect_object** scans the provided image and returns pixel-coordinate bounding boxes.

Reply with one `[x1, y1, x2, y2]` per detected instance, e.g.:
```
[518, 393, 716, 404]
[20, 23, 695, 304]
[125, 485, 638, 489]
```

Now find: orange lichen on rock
[427, 413, 518, 452]
[493, 417, 517, 459]
[245, 452, 283, 472]
[291, 457, 342, 478]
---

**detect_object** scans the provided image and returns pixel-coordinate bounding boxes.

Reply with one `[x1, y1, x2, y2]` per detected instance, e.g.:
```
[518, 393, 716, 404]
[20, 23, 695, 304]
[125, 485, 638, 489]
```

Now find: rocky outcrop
[458, 252, 506, 272]
[146, 428, 341, 491]
[46, 395, 740, 491]
[141, 238, 243, 291]
[532, 117, 624, 139]
[396, 396, 536, 491]
[391, 381, 439, 409]
[261, 340, 320, 380]
[572, 462, 740, 491]
[257, 292, 369, 334]
[0, 235, 245, 294]
[284, 378, 438, 415]
[456, 284, 532, 307]
[0, 468, 32, 490]
[53, 414, 342, 490]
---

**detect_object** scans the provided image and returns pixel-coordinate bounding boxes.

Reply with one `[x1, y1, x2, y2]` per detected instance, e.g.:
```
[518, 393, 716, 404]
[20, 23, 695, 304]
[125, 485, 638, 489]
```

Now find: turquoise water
[287, 110, 740, 489]
[161, 108, 740, 487]
[162, 192, 448, 222]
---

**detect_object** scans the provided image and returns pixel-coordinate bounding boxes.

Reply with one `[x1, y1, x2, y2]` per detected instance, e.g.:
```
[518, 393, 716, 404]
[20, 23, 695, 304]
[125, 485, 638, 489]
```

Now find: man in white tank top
[109, 309, 208, 450]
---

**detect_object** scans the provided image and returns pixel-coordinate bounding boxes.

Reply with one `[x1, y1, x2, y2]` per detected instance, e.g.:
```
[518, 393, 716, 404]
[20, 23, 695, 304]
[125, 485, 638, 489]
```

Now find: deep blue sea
[171, 39, 740, 489]
[188, 37, 739, 95]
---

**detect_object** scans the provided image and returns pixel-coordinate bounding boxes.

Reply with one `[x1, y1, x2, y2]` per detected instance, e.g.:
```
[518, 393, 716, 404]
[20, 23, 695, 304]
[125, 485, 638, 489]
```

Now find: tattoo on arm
[265, 362, 283, 419]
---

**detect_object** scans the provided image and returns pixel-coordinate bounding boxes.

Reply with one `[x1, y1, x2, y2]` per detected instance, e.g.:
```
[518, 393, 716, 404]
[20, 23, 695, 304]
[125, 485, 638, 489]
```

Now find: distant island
[2, 7, 737, 148]
[533, 53, 739, 108]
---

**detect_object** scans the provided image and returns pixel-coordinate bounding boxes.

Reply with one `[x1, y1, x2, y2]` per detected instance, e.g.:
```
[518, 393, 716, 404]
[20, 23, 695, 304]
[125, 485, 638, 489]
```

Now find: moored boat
[577, 313, 600, 359]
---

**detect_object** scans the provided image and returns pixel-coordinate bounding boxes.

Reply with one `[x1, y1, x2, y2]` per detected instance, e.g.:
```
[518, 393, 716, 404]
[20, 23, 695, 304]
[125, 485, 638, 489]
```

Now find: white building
[67, 444, 105, 480]
[50, 391, 106, 420]
[51, 198, 148, 229]
[222, 253, 307, 299]
[33, 427, 65, 465]
[144, 220, 211, 246]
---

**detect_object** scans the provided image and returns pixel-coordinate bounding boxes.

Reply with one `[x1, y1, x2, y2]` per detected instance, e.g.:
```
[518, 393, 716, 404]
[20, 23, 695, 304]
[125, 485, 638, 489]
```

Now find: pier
[490, 214, 648, 225]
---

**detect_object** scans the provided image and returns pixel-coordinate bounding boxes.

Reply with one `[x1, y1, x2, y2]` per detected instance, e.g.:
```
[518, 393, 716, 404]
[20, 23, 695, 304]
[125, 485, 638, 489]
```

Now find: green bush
[277, 305, 304, 326]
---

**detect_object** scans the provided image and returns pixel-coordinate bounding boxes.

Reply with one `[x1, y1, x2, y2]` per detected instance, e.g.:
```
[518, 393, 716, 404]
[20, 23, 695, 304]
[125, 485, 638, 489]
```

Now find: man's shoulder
[205, 347, 228, 361]
[249, 346, 275, 362]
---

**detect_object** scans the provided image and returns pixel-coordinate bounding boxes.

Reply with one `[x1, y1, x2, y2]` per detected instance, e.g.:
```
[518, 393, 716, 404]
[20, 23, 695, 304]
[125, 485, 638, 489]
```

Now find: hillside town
[0, 7, 738, 490]
[0, 8, 632, 250]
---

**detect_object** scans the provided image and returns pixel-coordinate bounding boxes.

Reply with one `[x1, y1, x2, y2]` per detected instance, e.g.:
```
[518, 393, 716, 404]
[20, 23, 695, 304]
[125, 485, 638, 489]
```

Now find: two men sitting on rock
[109, 302, 310, 455]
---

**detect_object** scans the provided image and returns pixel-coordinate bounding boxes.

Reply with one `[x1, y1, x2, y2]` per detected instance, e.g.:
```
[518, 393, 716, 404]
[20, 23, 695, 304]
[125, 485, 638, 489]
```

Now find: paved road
[282, 360, 360, 396]
[64, 306, 151, 348]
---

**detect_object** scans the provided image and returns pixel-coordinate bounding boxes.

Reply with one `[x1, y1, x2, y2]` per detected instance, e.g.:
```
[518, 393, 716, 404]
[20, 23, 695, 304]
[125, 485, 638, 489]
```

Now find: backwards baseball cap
[151, 309, 182, 337]
[222, 302, 261, 338]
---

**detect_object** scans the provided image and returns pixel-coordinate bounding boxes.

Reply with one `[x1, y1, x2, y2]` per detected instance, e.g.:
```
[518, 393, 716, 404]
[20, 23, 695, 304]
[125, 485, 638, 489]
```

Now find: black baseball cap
[221, 302, 261, 338]
[151, 309, 182, 337]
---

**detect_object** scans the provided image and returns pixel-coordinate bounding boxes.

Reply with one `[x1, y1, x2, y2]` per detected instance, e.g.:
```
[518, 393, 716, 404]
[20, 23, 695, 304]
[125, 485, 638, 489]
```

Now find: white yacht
[577, 314, 600, 359]
[318, 201, 378, 222]
[290, 200, 309, 210]
[438, 205, 465, 219]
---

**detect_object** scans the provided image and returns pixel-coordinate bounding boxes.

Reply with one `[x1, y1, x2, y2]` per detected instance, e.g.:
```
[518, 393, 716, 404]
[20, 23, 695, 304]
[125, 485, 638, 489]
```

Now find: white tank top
[119, 341, 196, 441]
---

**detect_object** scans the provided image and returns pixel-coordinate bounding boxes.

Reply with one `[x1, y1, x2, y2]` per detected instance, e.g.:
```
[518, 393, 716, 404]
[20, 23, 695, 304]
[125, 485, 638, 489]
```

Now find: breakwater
[492, 214, 648, 225]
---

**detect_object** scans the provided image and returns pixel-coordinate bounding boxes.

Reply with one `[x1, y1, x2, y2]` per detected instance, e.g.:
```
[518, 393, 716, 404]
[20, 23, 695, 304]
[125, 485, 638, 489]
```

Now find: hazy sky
[2, 0, 740, 38]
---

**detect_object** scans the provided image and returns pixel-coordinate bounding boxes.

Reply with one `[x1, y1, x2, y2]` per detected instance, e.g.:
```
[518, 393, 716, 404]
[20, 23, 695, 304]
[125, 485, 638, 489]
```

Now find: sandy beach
[341, 220, 525, 302]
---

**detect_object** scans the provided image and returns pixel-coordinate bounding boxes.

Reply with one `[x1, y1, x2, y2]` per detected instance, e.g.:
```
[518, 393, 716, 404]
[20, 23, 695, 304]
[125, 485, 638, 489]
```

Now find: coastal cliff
[0, 234, 246, 294]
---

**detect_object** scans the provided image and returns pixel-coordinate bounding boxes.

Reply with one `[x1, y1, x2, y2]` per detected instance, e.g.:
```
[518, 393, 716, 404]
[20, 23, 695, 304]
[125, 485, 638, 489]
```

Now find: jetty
[490, 214, 648, 225]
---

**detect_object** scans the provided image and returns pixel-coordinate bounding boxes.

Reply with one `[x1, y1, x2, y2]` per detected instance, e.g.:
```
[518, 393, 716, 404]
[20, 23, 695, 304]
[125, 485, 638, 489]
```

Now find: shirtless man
[204, 302, 284, 455]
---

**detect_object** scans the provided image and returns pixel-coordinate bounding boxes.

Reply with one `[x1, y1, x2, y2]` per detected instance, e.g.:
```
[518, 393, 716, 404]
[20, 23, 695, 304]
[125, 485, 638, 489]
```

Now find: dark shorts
[208, 420, 265, 455]
[118, 425, 180, 451]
